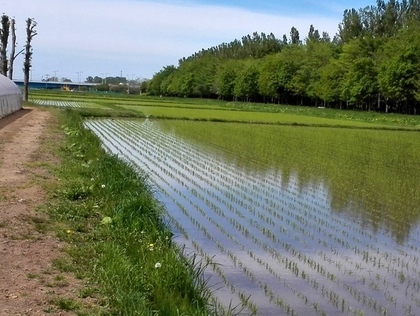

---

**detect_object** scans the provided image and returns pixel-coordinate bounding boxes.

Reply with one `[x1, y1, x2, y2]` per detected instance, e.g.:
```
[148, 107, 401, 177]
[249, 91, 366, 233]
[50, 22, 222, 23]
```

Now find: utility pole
[77, 71, 83, 90]
[101, 72, 108, 84]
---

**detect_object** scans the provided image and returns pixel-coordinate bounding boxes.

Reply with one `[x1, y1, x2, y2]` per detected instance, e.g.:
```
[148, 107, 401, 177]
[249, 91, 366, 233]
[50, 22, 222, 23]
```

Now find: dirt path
[0, 108, 79, 315]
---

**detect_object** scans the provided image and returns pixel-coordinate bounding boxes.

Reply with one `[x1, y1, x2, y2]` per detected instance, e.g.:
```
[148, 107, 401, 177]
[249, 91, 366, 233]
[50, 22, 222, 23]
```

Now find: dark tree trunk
[0, 15, 10, 76]
[23, 18, 37, 102]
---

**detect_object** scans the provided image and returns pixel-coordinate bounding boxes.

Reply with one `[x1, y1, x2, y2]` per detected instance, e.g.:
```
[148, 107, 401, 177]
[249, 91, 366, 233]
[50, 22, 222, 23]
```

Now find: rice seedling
[31, 99, 83, 108]
[84, 113, 420, 315]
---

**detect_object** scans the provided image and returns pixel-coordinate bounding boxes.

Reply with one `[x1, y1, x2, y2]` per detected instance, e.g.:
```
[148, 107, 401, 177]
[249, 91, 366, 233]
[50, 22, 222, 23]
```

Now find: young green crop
[28, 91, 420, 315]
[121, 104, 410, 130]
[86, 117, 420, 315]
[29, 90, 420, 129]
[156, 120, 420, 241]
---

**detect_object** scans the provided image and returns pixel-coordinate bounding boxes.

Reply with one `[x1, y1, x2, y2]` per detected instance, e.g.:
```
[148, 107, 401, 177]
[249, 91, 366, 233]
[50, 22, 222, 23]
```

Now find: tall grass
[47, 108, 213, 315]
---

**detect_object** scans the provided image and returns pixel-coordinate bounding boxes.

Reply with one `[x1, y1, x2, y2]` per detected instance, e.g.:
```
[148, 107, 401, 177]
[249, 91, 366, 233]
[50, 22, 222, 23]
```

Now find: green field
[27, 90, 420, 315]
[30, 90, 420, 129]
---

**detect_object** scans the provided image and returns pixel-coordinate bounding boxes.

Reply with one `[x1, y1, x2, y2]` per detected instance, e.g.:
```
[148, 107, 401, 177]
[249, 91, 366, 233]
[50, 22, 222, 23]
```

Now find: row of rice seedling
[186, 135, 420, 273]
[87, 119, 316, 309]
[120, 124, 352, 314]
[86, 120, 265, 314]
[130, 119, 420, 314]
[95, 118, 420, 314]
[31, 99, 83, 108]
[120, 104, 398, 130]
[85, 118, 420, 316]
[153, 123, 420, 302]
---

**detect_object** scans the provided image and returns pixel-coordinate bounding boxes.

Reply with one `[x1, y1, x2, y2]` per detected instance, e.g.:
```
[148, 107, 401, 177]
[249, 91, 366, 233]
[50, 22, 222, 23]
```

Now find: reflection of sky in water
[86, 119, 420, 316]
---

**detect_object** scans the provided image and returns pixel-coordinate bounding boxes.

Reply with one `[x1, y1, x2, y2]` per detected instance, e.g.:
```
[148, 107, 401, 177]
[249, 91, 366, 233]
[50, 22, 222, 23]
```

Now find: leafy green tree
[338, 8, 363, 43]
[290, 26, 300, 45]
[258, 47, 301, 104]
[307, 24, 321, 42]
[234, 62, 260, 102]
[258, 54, 281, 101]
[148, 65, 177, 95]
[190, 56, 218, 97]
[339, 38, 379, 110]
[179, 72, 194, 97]
[294, 40, 336, 105]
[161, 72, 178, 96]
[341, 56, 378, 109]
[317, 58, 345, 106]
[140, 79, 149, 94]
[288, 47, 310, 104]
[321, 32, 331, 42]
[147, 1, 420, 113]
[377, 20, 420, 113]
[92, 76, 103, 83]
[375, 0, 402, 37]
[215, 60, 240, 100]
[165, 55, 218, 97]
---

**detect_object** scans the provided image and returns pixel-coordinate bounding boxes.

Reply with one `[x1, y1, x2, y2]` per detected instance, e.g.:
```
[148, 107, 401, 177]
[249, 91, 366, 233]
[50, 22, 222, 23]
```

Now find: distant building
[0, 74, 22, 118]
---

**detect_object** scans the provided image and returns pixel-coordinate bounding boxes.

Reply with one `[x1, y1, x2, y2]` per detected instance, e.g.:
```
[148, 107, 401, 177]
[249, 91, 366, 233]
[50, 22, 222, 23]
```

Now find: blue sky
[2, 0, 374, 82]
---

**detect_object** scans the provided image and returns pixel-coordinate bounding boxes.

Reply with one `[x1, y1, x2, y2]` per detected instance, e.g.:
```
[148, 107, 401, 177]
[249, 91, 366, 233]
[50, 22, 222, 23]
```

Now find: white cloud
[3, 0, 341, 80]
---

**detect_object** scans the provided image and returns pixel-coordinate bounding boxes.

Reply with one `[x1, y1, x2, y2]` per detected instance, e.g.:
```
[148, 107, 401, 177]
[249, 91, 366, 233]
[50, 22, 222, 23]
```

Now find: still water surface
[86, 119, 420, 316]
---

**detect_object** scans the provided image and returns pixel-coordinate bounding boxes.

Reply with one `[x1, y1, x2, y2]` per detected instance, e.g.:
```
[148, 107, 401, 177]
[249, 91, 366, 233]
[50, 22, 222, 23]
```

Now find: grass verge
[42, 107, 213, 315]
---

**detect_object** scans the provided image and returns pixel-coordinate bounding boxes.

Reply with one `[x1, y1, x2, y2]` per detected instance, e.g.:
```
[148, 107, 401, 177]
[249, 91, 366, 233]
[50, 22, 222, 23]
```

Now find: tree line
[0, 14, 37, 101]
[147, 0, 420, 115]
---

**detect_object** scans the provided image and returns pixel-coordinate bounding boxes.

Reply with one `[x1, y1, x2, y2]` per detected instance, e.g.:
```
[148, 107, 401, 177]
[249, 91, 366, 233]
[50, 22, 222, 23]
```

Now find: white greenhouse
[0, 74, 22, 119]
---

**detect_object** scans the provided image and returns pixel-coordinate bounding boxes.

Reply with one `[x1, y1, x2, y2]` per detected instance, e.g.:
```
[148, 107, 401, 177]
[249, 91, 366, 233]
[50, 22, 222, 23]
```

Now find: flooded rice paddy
[86, 118, 420, 316]
[31, 99, 83, 108]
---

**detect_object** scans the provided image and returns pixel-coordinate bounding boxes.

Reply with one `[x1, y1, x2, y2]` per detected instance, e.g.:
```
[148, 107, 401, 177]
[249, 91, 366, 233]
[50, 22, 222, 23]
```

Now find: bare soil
[0, 108, 81, 315]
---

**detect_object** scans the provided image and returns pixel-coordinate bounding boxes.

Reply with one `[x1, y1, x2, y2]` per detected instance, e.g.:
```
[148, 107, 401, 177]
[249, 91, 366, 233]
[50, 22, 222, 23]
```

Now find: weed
[52, 297, 79, 311]
[51, 275, 69, 287]
[52, 257, 75, 273]
[79, 286, 97, 299]
[27, 272, 40, 279]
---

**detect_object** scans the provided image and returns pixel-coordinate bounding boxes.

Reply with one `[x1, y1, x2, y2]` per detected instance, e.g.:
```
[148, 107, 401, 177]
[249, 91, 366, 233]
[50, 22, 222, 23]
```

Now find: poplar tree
[0, 14, 10, 76]
[8, 18, 17, 79]
[290, 26, 300, 45]
[23, 18, 37, 101]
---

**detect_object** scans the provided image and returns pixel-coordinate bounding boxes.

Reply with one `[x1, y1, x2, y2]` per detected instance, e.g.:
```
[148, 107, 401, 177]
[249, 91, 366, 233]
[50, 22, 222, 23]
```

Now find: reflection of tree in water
[157, 120, 420, 244]
[328, 170, 420, 245]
